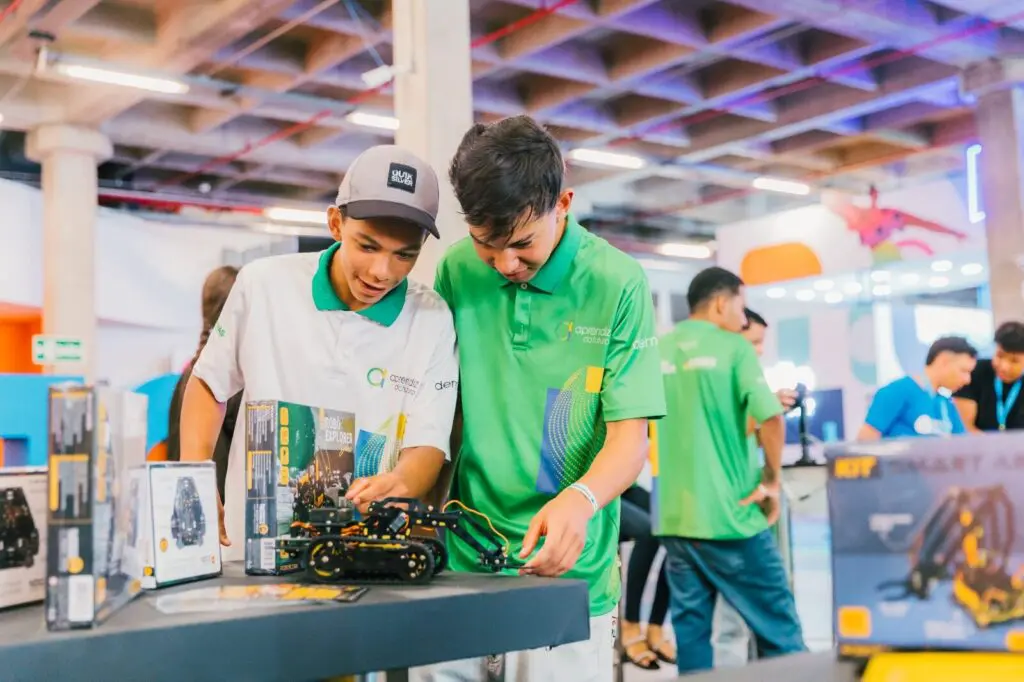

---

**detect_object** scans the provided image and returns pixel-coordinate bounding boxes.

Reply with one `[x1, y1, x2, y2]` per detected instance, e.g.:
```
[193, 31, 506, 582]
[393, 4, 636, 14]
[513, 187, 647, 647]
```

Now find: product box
[45, 385, 148, 629]
[828, 433, 1024, 654]
[125, 462, 222, 589]
[0, 467, 47, 609]
[245, 400, 355, 575]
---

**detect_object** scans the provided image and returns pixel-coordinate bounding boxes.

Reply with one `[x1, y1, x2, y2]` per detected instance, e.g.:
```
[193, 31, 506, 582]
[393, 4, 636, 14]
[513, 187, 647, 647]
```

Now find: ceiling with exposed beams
[0, 0, 1007, 248]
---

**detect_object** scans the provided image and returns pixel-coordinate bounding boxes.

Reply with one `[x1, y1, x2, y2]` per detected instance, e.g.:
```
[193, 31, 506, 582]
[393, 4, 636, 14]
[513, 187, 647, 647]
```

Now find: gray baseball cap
[335, 145, 440, 238]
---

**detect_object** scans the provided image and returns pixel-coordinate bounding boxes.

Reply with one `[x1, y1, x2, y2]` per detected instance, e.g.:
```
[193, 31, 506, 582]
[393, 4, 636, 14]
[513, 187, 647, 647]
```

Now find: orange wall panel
[0, 306, 42, 374]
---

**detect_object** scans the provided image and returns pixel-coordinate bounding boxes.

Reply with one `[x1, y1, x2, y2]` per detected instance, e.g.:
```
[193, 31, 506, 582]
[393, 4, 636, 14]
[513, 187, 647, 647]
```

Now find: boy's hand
[217, 493, 230, 546]
[518, 489, 595, 577]
[345, 473, 410, 514]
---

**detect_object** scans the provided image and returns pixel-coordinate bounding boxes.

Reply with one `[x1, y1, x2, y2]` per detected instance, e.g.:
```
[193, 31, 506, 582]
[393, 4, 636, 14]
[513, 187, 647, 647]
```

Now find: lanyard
[994, 376, 1022, 430]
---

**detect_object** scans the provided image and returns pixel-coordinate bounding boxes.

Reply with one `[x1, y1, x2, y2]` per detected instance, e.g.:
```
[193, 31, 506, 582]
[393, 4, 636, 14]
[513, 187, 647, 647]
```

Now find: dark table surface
[0, 562, 591, 682]
[679, 652, 861, 681]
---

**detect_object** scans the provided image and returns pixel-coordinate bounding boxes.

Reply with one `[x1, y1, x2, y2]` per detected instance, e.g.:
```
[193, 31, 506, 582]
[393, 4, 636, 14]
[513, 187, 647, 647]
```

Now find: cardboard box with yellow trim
[45, 385, 147, 630]
[126, 461, 222, 589]
[244, 400, 355, 576]
[0, 467, 46, 609]
[828, 434, 1024, 653]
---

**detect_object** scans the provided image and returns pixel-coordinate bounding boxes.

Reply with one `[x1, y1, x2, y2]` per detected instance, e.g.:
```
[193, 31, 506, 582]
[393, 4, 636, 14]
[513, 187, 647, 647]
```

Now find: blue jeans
[662, 531, 806, 675]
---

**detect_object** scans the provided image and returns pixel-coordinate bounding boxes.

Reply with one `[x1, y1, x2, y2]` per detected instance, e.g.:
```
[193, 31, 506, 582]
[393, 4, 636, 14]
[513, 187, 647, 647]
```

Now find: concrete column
[26, 124, 112, 381]
[963, 59, 1024, 326]
[391, 0, 473, 286]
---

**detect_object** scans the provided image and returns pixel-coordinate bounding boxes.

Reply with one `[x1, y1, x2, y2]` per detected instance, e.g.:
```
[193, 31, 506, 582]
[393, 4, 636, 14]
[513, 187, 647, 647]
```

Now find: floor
[622, 470, 835, 681]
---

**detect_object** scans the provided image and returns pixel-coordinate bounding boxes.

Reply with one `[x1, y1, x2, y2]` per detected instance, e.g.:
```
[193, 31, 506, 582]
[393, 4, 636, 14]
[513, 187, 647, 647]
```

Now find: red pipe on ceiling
[151, 0, 582, 190]
[119, 2, 1019, 222]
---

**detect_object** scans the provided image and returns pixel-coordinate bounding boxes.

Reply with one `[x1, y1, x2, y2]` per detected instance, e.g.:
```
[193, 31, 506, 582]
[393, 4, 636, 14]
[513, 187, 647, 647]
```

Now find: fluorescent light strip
[346, 111, 399, 131]
[656, 242, 713, 259]
[966, 144, 986, 224]
[263, 207, 325, 225]
[56, 63, 189, 94]
[567, 148, 646, 170]
[752, 176, 811, 196]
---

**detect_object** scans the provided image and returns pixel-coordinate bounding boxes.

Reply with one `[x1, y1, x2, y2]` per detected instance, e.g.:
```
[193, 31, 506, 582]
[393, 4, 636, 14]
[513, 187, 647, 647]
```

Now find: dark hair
[995, 321, 1024, 354]
[743, 308, 767, 329]
[925, 335, 978, 365]
[195, 265, 239, 361]
[687, 266, 744, 311]
[448, 115, 564, 243]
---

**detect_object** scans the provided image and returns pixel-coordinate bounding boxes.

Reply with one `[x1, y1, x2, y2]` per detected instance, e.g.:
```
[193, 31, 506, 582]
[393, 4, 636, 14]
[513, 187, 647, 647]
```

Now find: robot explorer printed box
[245, 400, 355, 575]
[45, 385, 147, 630]
[126, 462, 222, 589]
[0, 467, 47, 609]
[828, 433, 1024, 654]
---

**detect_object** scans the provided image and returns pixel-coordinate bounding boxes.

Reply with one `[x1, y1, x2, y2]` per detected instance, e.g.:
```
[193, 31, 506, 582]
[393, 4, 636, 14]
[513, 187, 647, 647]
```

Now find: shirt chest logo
[557, 320, 611, 345]
[366, 367, 420, 395]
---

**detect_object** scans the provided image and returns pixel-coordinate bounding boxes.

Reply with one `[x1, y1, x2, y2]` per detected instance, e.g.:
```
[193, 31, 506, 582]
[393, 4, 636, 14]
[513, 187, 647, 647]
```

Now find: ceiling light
[751, 176, 811, 195]
[899, 273, 920, 285]
[55, 63, 188, 94]
[842, 281, 863, 295]
[870, 270, 891, 282]
[961, 262, 984, 276]
[931, 260, 953, 272]
[635, 258, 684, 272]
[812, 279, 834, 291]
[928, 276, 949, 288]
[263, 207, 325, 224]
[765, 287, 786, 299]
[567, 148, 646, 170]
[824, 291, 844, 304]
[655, 242, 712, 259]
[361, 64, 396, 88]
[794, 289, 815, 302]
[346, 111, 399, 131]
[872, 285, 892, 296]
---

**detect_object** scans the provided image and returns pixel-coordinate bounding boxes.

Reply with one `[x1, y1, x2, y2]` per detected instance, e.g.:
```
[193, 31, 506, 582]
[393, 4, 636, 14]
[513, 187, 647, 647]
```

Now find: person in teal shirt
[653, 267, 805, 674]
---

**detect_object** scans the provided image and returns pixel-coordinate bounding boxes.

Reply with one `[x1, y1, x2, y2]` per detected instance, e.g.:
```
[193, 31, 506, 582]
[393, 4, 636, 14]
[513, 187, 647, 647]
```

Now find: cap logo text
[387, 163, 417, 194]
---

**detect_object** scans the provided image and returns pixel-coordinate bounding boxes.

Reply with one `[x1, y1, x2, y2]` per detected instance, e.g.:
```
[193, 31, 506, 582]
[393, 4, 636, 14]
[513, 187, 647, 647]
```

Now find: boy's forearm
[577, 418, 649, 508]
[757, 414, 785, 483]
[393, 446, 447, 499]
[179, 375, 227, 462]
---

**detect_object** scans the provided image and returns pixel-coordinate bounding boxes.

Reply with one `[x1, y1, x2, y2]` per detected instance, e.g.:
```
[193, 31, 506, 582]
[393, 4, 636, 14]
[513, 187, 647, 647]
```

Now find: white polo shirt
[192, 243, 458, 561]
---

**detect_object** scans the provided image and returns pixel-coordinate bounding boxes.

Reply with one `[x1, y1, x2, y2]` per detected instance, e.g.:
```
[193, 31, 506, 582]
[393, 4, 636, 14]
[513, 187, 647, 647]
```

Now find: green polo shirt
[435, 216, 666, 616]
[653, 319, 783, 540]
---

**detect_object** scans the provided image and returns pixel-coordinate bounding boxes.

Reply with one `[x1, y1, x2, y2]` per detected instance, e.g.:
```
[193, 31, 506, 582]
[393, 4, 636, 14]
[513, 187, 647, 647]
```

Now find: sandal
[646, 625, 677, 665]
[621, 636, 660, 671]
[647, 638, 677, 665]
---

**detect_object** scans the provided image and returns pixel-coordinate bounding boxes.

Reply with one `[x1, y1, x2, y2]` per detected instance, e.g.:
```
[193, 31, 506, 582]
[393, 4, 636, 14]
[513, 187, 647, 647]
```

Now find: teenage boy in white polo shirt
[179, 145, 459, 559]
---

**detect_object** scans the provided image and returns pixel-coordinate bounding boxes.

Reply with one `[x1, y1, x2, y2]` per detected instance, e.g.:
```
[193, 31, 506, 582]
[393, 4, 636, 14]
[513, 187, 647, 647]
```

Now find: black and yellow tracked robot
[278, 497, 520, 584]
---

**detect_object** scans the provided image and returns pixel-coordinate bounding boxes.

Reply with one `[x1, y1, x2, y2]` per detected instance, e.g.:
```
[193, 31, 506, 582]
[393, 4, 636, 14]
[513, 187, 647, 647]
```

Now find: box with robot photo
[828, 433, 1024, 654]
[45, 385, 147, 630]
[126, 462, 222, 589]
[244, 400, 355, 575]
[0, 467, 47, 610]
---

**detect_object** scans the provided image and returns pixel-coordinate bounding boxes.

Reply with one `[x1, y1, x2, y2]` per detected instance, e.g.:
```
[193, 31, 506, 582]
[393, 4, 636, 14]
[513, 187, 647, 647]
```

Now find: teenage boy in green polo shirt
[411, 115, 666, 682]
[654, 266, 805, 674]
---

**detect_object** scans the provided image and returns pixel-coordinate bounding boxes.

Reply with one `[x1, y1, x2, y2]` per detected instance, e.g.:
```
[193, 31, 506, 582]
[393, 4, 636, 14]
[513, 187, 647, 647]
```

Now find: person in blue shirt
[858, 336, 978, 440]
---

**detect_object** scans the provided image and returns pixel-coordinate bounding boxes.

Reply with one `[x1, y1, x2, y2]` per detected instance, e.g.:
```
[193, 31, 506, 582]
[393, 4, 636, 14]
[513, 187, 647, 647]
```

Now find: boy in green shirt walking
[412, 115, 666, 682]
[654, 267, 805, 674]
